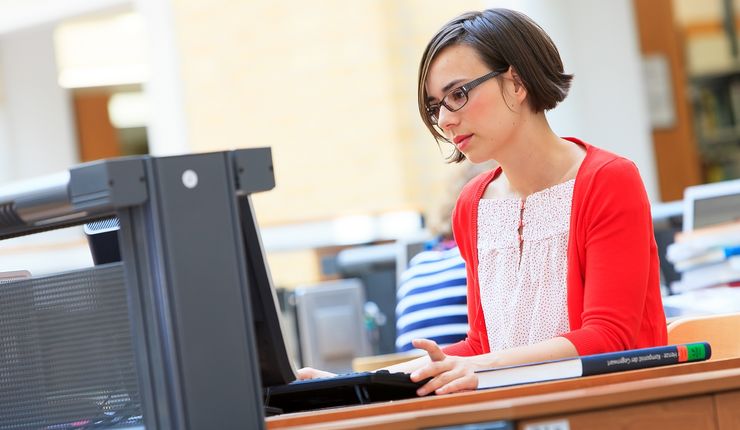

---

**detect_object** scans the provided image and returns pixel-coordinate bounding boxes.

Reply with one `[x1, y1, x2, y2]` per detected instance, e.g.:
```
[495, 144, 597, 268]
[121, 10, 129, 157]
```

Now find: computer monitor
[682, 178, 740, 232]
[84, 195, 298, 390]
[335, 244, 398, 354]
[293, 278, 371, 373]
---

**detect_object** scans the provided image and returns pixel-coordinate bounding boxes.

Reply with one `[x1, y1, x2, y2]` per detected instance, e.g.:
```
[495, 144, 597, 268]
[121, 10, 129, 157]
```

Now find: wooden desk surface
[267, 357, 740, 429]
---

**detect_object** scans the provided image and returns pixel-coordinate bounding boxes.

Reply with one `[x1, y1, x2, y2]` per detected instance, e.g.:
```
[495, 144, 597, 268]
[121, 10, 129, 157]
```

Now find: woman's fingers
[435, 372, 478, 395]
[412, 338, 445, 361]
[417, 367, 478, 396]
[416, 366, 463, 396]
[407, 341, 480, 396]
[410, 359, 451, 382]
[410, 339, 450, 383]
[296, 367, 336, 380]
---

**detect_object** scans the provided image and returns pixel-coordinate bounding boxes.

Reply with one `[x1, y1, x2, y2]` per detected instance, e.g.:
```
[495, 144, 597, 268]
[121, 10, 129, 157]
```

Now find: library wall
[169, 0, 481, 228]
[168, 0, 482, 286]
[498, 0, 660, 201]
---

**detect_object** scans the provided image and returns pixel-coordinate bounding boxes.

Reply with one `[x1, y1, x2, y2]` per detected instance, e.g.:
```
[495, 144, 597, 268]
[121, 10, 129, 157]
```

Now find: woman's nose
[437, 106, 459, 132]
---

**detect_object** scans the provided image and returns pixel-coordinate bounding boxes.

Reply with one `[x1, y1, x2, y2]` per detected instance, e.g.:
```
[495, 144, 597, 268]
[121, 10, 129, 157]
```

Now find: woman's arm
[298, 335, 577, 395]
[561, 158, 664, 354]
[409, 336, 577, 396]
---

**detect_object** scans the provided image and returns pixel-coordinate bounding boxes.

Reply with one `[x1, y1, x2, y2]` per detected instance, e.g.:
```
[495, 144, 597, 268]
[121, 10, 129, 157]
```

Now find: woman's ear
[509, 67, 528, 104]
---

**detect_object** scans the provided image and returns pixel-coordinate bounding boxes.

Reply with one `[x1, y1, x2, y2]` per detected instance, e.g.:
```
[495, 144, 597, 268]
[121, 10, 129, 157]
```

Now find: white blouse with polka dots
[477, 179, 574, 352]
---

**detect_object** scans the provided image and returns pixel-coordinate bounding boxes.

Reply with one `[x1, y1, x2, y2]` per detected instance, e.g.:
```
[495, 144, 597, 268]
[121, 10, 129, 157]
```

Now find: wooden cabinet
[716, 391, 740, 430]
[519, 396, 717, 430]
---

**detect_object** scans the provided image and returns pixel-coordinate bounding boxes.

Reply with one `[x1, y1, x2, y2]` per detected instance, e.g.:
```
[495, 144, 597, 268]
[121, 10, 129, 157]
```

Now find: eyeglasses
[425, 69, 504, 125]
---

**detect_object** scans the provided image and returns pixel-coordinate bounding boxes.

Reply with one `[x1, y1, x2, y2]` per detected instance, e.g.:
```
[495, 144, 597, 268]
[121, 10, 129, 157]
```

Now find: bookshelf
[689, 66, 740, 182]
[633, 0, 703, 201]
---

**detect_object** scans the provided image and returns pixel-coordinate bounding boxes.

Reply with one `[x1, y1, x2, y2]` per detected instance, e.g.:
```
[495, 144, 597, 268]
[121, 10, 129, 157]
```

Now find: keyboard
[264, 370, 431, 414]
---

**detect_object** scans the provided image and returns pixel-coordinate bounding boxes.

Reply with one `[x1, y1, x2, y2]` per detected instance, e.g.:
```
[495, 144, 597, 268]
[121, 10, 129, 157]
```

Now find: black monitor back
[83, 198, 297, 390]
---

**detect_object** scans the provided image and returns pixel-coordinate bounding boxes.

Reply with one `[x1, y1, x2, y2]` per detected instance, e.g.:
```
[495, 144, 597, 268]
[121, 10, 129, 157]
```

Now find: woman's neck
[494, 116, 585, 199]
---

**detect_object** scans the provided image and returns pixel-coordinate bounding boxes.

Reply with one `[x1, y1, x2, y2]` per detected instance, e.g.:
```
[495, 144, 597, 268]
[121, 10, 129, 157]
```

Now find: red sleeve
[441, 259, 485, 356]
[561, 159, 655, 354]
[441, 175, 489, 357]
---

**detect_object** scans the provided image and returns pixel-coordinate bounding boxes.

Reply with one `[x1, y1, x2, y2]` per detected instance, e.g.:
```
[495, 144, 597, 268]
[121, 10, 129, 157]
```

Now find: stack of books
[666, 222, 740, 293]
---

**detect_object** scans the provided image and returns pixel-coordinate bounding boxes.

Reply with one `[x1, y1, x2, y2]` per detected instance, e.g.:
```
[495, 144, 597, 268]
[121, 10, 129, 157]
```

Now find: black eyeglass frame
[426, 69, 506, 125]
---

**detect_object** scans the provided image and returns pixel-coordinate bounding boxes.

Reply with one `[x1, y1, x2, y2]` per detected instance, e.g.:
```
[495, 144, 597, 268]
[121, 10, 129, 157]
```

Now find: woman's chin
[463, 152, 486, 164]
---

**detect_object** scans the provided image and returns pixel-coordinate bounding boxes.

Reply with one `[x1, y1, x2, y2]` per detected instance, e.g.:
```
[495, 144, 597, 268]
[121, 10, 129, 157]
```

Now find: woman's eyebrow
[427, 78, 466, 102]
[441, 79, 465, 94]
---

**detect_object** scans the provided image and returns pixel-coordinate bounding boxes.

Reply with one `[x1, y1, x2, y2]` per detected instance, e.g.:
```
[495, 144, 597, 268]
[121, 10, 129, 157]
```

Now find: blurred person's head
[418, 8, 573, 163]
[430, 160, 497, 240]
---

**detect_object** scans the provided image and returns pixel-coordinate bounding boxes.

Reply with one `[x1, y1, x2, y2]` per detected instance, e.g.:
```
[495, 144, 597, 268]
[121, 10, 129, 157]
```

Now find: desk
[267, 357, 740, 429]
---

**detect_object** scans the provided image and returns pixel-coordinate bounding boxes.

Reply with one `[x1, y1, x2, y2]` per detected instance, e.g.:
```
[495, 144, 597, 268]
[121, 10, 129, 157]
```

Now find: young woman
[298, 8, 667, 396]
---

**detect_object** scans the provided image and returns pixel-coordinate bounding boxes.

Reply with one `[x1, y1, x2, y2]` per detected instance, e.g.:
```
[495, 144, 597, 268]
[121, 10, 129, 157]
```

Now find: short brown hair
[418, 9, 574, 163]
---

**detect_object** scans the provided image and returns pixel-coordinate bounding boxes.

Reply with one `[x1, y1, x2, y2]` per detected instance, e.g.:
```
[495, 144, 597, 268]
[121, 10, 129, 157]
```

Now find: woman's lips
[453, 134, 473, 151]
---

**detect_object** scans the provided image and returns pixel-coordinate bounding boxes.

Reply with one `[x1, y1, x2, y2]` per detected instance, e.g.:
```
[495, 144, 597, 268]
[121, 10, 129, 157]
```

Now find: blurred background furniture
[666, 312, 740, 360]
[293, 278, 371, 373]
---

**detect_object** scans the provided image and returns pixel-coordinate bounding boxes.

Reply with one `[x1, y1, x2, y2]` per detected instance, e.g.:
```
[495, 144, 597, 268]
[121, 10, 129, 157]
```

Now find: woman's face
[425, 44, 521, 164]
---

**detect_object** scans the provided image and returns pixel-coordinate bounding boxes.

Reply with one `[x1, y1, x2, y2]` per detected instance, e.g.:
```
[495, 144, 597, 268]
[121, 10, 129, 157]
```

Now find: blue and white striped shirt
[395, 246, 468, 352]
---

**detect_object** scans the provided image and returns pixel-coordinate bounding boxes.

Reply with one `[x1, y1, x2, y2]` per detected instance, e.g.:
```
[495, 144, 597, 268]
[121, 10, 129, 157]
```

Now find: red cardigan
[443, 138, 667, 357]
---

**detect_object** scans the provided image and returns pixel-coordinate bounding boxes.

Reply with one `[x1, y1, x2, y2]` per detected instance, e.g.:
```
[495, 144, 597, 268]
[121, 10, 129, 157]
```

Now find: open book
[476, 342, 711, 390]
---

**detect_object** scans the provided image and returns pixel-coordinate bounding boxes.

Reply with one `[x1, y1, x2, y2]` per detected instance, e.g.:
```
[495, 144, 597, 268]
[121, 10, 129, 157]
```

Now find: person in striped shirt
[395, 241, 468, 352]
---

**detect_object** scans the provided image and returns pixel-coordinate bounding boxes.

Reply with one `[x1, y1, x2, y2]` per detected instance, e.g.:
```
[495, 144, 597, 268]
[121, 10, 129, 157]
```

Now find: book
[673, 245, 740, 272]
[475, 342, 711, 390]
[674, 221, 740, 242]
[667, 222, 740, 262]
[662, 286, 740, 318]
[671, 256, 740, 292]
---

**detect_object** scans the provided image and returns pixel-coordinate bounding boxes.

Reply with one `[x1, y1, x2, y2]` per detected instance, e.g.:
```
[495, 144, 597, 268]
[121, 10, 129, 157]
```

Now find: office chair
[667, 312, 740, 360]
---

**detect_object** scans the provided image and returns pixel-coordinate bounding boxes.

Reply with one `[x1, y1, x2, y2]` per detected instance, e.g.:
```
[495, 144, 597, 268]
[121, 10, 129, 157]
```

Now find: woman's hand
[296, 367, 336, 380]
[409, 338, 479, 396]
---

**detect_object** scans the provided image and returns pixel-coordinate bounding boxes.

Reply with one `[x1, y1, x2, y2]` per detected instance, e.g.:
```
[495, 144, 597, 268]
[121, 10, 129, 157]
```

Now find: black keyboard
[264, 370, 431, 414]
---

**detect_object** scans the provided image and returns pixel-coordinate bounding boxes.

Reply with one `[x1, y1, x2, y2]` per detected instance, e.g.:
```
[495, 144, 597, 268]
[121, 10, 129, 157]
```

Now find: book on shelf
[475, 342, 711, 390]
[730, 79, 740, 127]
[697, 83, 738, 138]
[671, 256, 740, 293]
[673, 245, 740, 272]
[667, 221, 740, 262]
[662, 286, 740, 317]
[674, 221, 740, 242]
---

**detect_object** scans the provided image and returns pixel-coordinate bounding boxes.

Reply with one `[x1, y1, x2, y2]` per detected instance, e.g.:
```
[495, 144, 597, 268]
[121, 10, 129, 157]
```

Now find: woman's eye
[449, 89, 466, 103]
